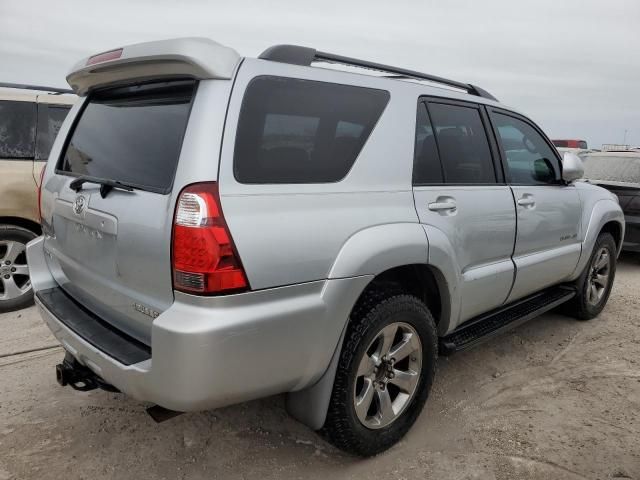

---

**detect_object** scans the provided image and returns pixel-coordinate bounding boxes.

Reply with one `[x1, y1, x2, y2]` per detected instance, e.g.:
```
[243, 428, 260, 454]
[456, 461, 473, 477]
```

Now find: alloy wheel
[0, 240, 31, 302]
[353, 322, 422, 429]
[587, 246, 611, 306]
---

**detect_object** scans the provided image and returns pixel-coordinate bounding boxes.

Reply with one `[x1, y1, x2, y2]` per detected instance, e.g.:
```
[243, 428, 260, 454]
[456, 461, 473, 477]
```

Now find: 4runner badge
[72, 195, 87, 216]
[134, 303, 160, 319]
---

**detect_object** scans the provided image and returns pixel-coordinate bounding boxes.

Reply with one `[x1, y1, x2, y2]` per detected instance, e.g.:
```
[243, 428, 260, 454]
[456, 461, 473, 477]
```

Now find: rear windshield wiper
[69, 176, 135, 198]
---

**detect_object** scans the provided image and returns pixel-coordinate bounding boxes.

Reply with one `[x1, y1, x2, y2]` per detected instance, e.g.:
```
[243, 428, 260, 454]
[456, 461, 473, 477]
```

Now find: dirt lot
[1, 257, 639, 480]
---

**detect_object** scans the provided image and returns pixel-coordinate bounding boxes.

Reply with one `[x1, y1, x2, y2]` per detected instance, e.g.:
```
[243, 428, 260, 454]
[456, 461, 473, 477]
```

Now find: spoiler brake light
[86, 48, 123, 66]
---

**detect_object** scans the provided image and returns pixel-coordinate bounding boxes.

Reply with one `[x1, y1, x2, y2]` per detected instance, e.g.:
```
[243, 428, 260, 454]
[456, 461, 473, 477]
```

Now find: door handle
[428, 199, 457, 212]
[517, 195, 536, 208]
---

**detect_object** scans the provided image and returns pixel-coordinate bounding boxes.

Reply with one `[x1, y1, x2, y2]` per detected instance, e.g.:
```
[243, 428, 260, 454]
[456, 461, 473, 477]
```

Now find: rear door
[0, 97, 38, 222]
[42, 80, 197, 344]
[412, 99, 517, 325]
[488, 109, 582, 302]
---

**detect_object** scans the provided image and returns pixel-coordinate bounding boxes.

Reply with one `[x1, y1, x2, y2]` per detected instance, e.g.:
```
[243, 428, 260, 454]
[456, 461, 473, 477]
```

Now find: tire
[567, 232, 617, 320]
[0, 225, 37, 313]
[322, 289, 438, 456]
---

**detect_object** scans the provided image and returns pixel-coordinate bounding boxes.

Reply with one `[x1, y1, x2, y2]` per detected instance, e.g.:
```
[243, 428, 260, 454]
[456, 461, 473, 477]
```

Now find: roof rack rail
[0, 82, 74, 95]
[258, 45, 498, 102]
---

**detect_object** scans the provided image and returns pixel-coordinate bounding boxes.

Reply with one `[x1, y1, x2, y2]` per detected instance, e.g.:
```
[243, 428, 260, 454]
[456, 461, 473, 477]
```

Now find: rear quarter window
[0, 100, 36, 159]
[233, 76, 389, 184]
[36, 104, 71, 160]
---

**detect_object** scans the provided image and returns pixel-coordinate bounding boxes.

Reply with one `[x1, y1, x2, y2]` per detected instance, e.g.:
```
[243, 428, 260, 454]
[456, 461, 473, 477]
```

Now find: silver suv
[28, 38, 624, 456]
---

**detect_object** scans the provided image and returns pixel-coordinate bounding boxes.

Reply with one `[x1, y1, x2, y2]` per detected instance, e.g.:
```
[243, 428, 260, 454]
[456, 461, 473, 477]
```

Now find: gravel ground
[1, 256, 639, 480]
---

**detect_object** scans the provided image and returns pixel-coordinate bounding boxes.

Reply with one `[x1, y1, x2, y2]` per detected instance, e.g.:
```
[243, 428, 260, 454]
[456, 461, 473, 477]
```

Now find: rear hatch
[42, 80, 196, 344]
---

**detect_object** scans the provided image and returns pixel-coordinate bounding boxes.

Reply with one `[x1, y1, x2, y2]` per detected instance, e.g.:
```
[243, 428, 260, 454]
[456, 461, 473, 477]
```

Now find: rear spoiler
[67, 37, 241, 96]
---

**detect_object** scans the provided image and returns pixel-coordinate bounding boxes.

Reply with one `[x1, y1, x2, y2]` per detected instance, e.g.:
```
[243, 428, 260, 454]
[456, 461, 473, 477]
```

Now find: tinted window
[492, 113, 559, 185]
[583, 155, 640, 183]
[234, 76, 389, 184]
[413, 103, 443, 184]
[0, 100, 36, 159]
[59, 81, 195, 193]
[36, 104, 71, 160]
[428, 103, 495, 184]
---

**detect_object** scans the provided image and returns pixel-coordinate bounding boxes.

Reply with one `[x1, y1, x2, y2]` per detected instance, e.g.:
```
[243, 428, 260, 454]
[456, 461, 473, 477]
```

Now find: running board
[439, 286, 576, 355]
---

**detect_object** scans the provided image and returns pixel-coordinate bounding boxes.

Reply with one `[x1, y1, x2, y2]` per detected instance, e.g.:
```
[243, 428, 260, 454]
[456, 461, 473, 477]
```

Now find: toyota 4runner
[27, 38, 624, 456]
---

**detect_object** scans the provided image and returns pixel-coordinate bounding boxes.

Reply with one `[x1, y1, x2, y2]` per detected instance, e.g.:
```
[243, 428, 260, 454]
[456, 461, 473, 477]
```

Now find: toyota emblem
[73, 195, 87, 215]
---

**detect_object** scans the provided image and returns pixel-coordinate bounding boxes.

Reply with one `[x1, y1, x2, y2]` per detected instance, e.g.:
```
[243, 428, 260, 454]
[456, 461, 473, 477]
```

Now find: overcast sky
[1, 0, 638, 148]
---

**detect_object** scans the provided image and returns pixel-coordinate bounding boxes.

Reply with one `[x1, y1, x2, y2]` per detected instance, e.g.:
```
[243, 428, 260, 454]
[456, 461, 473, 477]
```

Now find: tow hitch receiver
[55, 353, 119, 393]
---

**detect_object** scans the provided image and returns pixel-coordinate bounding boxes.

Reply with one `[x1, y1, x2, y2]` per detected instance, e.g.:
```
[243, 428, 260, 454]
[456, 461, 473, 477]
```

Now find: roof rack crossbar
[0, 82, 73, 94]
[258, 45, 498, 101]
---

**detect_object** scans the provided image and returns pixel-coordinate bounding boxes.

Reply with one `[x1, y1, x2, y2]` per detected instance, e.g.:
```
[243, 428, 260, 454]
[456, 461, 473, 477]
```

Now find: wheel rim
[0, 240, 31, 302]
[587, 246, 611, 307]
[353, 322, 422, 429]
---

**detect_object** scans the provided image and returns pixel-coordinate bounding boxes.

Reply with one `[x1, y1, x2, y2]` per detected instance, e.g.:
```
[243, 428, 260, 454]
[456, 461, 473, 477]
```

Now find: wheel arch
[570, 199, 625, 280]
[354, 263, 449, 333]
[326, 222, 457, 334]
[600, 220, 623, 253]
[0, 216, 42, 235]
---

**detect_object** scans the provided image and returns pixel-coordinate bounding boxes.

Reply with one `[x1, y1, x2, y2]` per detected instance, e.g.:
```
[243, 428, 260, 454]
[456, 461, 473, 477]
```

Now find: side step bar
[439, 286, 576, 355]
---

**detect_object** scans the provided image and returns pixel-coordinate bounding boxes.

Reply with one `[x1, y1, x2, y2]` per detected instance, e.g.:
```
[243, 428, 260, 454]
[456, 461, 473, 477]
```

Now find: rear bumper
[28, 236, 371, 412]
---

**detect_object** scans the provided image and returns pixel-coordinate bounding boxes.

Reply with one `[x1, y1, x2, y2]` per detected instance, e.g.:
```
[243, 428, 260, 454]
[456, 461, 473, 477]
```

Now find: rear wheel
[0, 225, 37, 313]
[568, 232, 616, 320]
[322, 290, 437, 456]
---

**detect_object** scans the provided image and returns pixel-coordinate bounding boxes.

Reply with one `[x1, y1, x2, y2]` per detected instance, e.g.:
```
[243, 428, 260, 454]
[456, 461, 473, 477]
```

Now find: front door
[412, 100, 517, 326]
[488, 109, 582, 302]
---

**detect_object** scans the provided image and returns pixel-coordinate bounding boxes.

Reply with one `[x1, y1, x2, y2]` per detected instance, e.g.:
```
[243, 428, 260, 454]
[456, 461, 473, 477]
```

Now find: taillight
[37, 164, 46, 223]
[172, 182, 249, 295]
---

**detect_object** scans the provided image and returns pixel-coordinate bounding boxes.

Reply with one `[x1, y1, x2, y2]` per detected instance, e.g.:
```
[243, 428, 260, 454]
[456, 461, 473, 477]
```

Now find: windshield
[58, 80, 195, 193]
[582, 155, 640, 184]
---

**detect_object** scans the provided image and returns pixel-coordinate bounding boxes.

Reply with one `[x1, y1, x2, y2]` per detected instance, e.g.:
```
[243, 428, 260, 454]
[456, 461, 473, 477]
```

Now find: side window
[0, 100, 37, 159]
[234, 76, 389, 184]
[35, 104, 71, 160]
[413, 103, 443, 184]
[492, 113, 559, 185]
[428, 103, 496, 184]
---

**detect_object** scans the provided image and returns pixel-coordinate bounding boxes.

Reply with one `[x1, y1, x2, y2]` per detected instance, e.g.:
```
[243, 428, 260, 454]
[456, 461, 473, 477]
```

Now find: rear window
[234, 76, 389, 184]
[583, 155, 640, 183]
[58, 80, 195, 193]
[36, 104, 71, 160]
[0, 100, 36, 159]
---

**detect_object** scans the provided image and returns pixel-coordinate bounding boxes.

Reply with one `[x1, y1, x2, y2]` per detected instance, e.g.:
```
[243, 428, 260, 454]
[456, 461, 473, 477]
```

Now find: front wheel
[568, 232, 617, 320]
[322, 291, 438, 456]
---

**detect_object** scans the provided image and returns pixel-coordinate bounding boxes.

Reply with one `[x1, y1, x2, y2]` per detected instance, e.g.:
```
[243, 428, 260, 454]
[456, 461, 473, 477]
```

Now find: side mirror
[562, 152, 584, 182]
